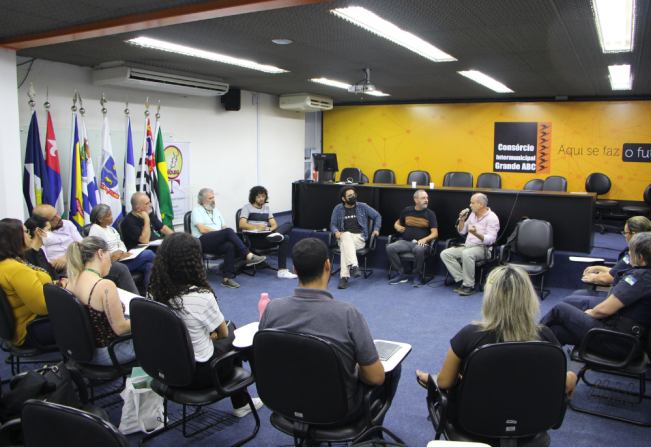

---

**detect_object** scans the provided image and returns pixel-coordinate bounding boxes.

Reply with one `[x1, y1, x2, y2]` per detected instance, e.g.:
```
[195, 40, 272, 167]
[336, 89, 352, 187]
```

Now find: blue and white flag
[80, 115, 99, 208]
[23, 111, 51, 215]
[69, 114, 89, 229]
[99, 115, 123, 227]
[122, 115, 137, 215]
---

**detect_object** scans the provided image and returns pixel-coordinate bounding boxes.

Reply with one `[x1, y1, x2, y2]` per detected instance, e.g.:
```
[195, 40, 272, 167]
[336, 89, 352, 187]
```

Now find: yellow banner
[323, 101, 651, 201]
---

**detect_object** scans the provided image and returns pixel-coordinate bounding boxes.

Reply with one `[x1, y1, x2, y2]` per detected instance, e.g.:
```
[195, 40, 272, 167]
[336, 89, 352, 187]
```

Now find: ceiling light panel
[458, 71, 514, 93]
[309, 78, 390, 96]
[330, 7, 456, 62]
[127, 37, 288, 74]
[608, 64, 632, 90]
[592, 0, 635, 52]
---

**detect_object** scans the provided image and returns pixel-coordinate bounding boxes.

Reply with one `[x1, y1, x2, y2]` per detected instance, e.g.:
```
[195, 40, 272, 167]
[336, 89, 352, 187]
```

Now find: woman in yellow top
[0, 219, 54, 347]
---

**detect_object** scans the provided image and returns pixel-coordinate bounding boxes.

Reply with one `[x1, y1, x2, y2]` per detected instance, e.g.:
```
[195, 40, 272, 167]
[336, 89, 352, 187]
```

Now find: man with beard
[191, 188, 265, 289]
[31, 204, 140, 294]
[330, 186, 381, 289]
[120, 193, 174, 250]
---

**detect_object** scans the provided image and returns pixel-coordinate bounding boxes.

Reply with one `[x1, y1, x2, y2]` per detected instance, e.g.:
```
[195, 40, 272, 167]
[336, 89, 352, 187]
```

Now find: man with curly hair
[238, 186, 297, 279]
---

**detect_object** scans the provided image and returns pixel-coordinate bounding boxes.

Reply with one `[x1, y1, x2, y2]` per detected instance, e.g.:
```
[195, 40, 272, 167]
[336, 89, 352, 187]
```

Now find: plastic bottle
[258, 293, 270, 320]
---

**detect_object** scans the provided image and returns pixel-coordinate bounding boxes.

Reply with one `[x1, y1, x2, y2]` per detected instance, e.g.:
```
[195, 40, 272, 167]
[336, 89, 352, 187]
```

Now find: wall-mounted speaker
[221, 88, 241, 111]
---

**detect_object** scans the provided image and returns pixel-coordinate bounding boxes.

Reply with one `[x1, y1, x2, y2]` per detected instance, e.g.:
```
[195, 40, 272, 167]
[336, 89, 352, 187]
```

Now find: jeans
[121, 249, 156, 287]
[104, 262, 139, 294]
[247, 222, 293, 269]
[199, 228, 250, 278]
[386, 240, 429, 276]
[90, 339, 137, 366]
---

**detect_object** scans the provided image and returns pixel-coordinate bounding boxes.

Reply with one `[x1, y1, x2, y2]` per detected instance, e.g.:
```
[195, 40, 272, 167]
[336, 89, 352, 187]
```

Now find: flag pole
[67, 91, 78, 220]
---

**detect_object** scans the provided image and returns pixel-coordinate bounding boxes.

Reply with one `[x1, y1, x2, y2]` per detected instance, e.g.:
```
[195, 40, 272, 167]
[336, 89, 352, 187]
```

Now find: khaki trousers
[337, 232, 366, 277]
[440, 245, 489, 287]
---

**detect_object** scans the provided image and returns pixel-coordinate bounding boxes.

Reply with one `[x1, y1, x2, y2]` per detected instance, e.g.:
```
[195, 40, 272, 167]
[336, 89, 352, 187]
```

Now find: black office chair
[387, 235, 438, 284]
[183, 211, 225, 272]
[427, 342, 569, 446]
[81, 224, 93, 238]
[498, 219, 554, 299]
[621, 183, 651, 218]
[235, 208, 280, 276]
[568, 328, 651, 426]
[361, 173, 369, 184]
[22, 400, 125, 447]
[129, 299, 260, 446]
[252, 329, 394, 446]
[542, 176, 567, 192]
[443, 172, 473, 188]
[322, 171, 337, 182]
[523, 179, 544, 191]
[408, 170, 430, 185]
[0, 287, 59, 376]
[476, 173, 502, 189]
[115, 218, 145, 287]
[373, 169, 396, 184]
[328, 218, 377, 278]
[340, 167, 363, 183]
[443, 239, 498, 292]
[43, 284, 138, 403]
[585, 173, 620, 234]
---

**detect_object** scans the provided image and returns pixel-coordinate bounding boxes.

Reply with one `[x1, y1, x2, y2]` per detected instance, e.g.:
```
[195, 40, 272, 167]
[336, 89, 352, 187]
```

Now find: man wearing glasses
[330, 186, 381, 289]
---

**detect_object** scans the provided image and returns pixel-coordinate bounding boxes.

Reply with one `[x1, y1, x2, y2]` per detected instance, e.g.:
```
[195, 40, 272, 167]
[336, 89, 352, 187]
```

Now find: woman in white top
[148, 232, 262, 418]
[89, 204, 155, 288]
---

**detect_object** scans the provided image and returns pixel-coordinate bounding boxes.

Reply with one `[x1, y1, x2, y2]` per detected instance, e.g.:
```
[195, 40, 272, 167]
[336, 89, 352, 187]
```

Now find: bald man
[32, 204, 139, 294]
[121, 193, 174, 250]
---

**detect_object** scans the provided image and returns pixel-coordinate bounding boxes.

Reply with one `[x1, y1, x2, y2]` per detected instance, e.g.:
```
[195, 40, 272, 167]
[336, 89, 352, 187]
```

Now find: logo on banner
[164, 145, 183, 193]
[493, 122, 551, 173]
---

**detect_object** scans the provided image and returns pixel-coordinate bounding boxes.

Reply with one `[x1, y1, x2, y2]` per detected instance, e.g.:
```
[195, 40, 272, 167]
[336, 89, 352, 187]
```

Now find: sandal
[415, 372, 429, 389]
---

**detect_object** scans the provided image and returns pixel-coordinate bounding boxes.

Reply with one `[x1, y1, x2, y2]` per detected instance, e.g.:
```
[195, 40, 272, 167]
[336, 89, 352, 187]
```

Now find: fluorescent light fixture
[592, 0, 635, 52]
[458, 71, 514, 93]
[331, 7, 456, 62]
[608, 64, 632, 90]
[310, 78, 390, 96]
[127, 37, 288, 74]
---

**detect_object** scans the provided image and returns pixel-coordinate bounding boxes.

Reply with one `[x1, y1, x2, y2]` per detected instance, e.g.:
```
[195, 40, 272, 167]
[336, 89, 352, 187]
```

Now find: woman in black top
[24, 215, 66, 286]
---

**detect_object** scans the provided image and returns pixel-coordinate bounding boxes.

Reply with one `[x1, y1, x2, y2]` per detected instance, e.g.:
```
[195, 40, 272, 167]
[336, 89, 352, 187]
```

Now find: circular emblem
[164, 146, 183, 180]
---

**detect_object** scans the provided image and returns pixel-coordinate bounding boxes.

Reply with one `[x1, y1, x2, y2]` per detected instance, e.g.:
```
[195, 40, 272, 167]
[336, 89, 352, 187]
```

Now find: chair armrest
[326, 231, 336, 248]
[444, 238, 459, 249]
[498, 245, 511, 264]
[547, 247, 555, 269]
[25, 317, 59, 353]
[66, 365, 90, 404]
[387, 234, 399, 245]
[0, 417, 22, 444]
[368, 233, 377, 251]
[577, 328, 641, 368]
[210, 350, 255, 397]
[426, 373, 449, 437]
[107, 334, 136, 375]
[428, 238, 439, 255]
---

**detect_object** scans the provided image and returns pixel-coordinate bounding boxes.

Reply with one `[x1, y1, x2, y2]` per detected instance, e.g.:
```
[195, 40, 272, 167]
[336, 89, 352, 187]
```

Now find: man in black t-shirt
[121, 193, 174, 250]
[387, 190, 438, 287]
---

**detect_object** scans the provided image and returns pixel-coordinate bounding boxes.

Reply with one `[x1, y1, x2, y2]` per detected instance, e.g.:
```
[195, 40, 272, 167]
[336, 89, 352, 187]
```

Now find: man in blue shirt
[191, 188, 265, 288]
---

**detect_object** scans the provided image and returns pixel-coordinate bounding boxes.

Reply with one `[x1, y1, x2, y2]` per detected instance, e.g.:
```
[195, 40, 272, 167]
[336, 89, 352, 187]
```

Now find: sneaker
[338, 277, 348, 289]
[233, 397, 264, 418]
[351, 265, 363, 279]
[458, 286, 476, 296]
[277, 269, 298, 279]
[245, 254, 266, 266]
[453, 282, 464, 293]
[266, 233, 284, 243]
[389, 274, 409, 285]
[413, 275, 423, 288]
[221, 278, 240, 289]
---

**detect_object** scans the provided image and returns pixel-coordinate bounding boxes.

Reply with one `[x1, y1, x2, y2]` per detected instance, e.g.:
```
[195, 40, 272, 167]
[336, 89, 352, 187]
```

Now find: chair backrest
[252, 329, 349, 424]
[542, 176, 567, 192]
[408, 170, 430, 185]
[443, 172, 473, 188]
[523, 179, 544, 191]
[340, 167, 362, 183]
[361, 174, 369, 184]
[22, 400, 129, 447]
[43, 284, 96, 362]
[129, 298, 196, 387]
[585, 173, 611, 195]
[235, 209, 242, 232]
[81, 224, 93, 238]
[322, 171, 336, 182]
[476, 173, 501, 189]
[183, 211, 192, 234]
[514, 219, 553, 259]
[373, 169, 396, 184]
[457, 342, 567, 439]
[644, 184, 651, 205]
[115, 218, 125, 240]
[0, 287, 17, 342]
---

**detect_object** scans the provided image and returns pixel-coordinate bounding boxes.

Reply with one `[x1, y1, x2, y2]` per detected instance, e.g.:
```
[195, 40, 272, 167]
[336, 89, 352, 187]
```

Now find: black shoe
[458, 286, 476, 296]
[351, 266, 362, 279]
[338, 277, 348, 289]
[452, 281, 464, 293]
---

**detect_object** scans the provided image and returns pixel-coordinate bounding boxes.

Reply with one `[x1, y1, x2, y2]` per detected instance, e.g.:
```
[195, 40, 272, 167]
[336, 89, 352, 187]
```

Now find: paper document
[569, 256, 605, 263]
[124, 246, 147, 259]
[117, 288, 143, 315]
[243, 230, 271, 233]
[146, 239, 164, 246]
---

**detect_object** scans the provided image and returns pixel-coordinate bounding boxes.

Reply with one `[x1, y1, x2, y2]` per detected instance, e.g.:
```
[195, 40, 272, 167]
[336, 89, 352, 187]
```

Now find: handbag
[118, 371, 165, 435]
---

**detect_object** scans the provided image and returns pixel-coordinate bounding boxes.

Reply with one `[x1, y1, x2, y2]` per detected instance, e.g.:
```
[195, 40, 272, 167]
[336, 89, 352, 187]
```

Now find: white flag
[99, 115, 123, 227]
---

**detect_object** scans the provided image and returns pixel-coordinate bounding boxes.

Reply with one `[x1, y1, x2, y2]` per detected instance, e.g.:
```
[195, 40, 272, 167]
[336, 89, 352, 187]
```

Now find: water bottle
[258, 293, 270, 320]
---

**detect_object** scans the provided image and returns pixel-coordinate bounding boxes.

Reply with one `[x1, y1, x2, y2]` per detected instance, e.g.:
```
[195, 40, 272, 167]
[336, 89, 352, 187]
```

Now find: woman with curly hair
[147, 232, 263, 418]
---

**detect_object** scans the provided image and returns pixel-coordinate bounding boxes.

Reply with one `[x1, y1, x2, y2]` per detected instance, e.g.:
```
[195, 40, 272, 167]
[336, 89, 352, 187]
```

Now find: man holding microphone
[440, 193, 500, 296]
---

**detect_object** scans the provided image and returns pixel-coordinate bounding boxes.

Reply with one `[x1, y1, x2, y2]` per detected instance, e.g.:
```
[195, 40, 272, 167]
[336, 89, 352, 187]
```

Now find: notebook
[375, 341, 401, 361]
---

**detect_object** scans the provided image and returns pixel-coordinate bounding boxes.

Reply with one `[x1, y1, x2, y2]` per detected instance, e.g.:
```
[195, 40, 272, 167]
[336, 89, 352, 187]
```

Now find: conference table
[292, 182, 596, 254]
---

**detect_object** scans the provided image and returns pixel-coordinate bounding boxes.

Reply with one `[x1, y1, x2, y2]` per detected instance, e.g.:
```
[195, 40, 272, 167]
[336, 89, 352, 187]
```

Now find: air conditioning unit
[92, 66, 229, 97]
[279, 93, 333, 112]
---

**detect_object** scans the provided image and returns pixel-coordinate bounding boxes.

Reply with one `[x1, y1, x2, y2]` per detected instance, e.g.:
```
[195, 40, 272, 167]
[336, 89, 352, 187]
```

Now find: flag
[23, 111, 51, 215]
[99, 115, 123, 227]
[80, 115, 99, 208]
[122, 115, 137, 215]
[68, 115, 88, 230]
[44, 110, 64, 215]
[136, 117, 160, 219]
[154, 124, 174, 227]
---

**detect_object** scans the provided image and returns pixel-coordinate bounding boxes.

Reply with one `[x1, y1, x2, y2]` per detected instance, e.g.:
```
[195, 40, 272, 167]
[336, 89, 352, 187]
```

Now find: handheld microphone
[455, 208, 471, 226]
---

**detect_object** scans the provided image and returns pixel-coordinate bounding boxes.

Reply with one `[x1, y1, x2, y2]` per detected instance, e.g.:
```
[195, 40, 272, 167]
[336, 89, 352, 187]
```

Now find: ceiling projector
[348, 68, 376, 94]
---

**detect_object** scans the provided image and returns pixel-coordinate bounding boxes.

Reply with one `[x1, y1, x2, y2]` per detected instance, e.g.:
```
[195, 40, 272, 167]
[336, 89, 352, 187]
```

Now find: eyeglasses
[23, 229, 29, 235]
[346, 194, 357, 199]
[621, 230, 632, 235]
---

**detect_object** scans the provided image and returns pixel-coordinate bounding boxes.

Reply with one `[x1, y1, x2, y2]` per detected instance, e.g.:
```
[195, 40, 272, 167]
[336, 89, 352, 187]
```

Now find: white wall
[14, 59, 305, 226]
